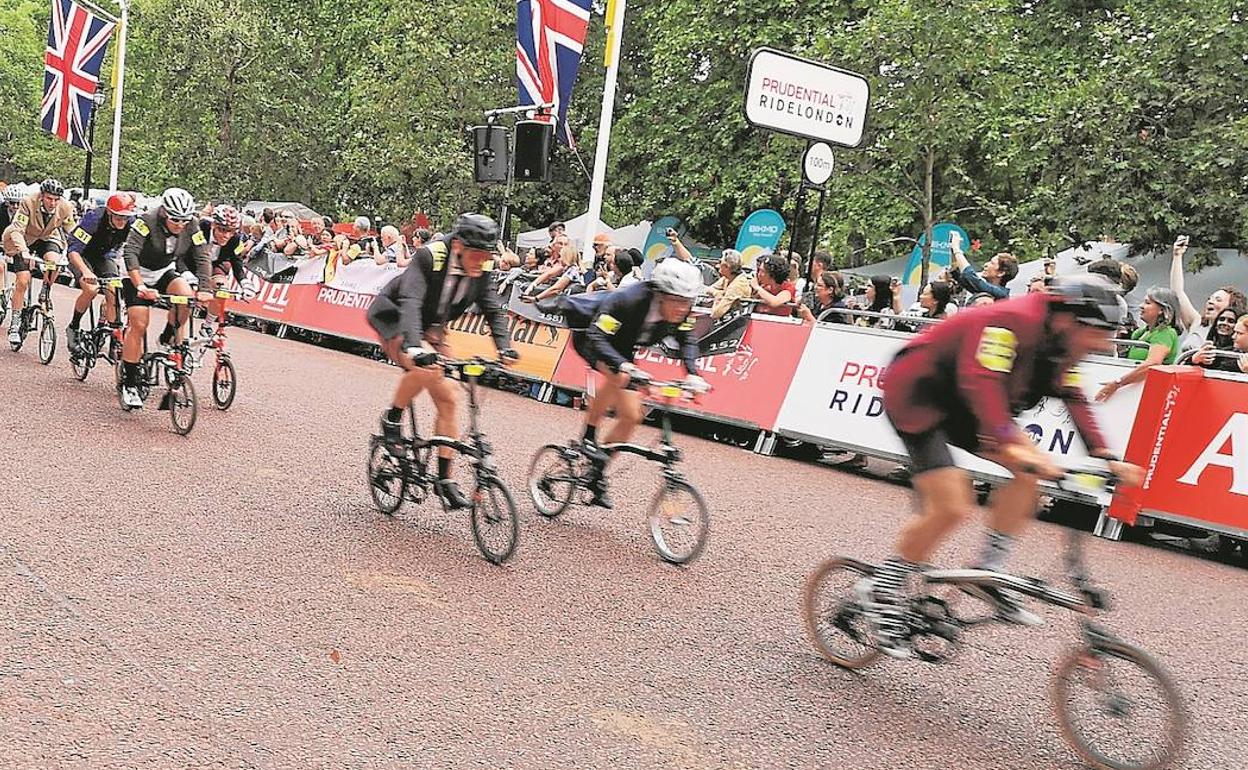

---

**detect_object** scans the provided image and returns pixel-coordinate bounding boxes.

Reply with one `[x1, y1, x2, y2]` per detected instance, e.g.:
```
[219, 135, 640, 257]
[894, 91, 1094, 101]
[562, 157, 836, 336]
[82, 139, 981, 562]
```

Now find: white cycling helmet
[649, 257, 705, 299]
[2, 185, 23, 204]
[160, 187, 196, 221]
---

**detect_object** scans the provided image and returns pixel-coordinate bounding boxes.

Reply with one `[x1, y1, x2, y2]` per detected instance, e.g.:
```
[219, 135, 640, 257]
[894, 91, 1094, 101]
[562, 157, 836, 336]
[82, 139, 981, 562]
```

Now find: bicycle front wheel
[367, 439, 408, 515]
[168, 377, 198, 435]
[71, 341, 93, 381]
[37, 312, 55, 364]
[802, 557, 882, 670]
[527, 443, 577, 518]
[1052, 640, 1187, 770]
[470, 476, 518, 565]
[212, 356, 237, 410]
[647, 478, 709, 565]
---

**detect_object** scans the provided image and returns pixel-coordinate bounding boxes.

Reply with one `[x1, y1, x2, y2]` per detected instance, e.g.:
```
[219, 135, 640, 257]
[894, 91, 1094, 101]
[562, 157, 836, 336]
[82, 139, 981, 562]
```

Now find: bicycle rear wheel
[212, 356, 237, 410]
[1053, 640, 1187, 770]
[802, 557, 882, 670]
[527, 443, 578, 518]
[470, 476, 519, 565]
[647, 478, 709, 565]
[366, 439, 408, 514]
[168, 377, 197, 435]
[37, 311, 55, 364]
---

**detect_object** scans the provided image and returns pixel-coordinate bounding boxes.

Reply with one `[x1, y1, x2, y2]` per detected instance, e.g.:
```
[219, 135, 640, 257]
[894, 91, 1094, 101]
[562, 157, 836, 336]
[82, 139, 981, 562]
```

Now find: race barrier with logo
[224, 257, 1247, 539]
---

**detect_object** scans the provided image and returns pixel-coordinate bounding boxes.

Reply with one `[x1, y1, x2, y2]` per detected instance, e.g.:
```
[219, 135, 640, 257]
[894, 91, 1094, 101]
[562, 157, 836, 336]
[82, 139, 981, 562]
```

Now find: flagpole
[107, 0, 128, 193]
[580, 0, 626, 270]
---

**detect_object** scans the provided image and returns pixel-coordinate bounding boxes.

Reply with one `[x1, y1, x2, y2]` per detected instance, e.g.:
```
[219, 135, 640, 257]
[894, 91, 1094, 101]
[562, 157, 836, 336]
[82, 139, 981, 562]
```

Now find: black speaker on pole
[473, 124, 509, 183]
[513, 120, 553, 182]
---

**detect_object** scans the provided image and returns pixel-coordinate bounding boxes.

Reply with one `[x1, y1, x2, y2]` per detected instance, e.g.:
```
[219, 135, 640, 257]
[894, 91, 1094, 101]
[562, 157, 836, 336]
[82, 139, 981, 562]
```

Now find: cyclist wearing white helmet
[116, 187, 213, 409]
[547, 256, 709, 508]
[1, 178, 76, 347]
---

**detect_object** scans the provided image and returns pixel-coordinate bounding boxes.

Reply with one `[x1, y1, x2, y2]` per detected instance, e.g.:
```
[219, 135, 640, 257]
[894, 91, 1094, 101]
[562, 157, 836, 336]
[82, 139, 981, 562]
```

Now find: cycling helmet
[212, 204, 241, 230]
[450, 213, 498, 250]
[160, 187, 196, 221]
[105, 192, 138, 217]
[2, 185, 23, 204]
[649, 257, 705, 299]
[39, 178, 64, 197]
[1049, 274, 1126, 329]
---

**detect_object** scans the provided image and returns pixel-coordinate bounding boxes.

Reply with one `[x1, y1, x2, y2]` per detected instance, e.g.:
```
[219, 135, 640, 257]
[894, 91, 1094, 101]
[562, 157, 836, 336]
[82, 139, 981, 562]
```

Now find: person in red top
[750, 252, 796, 316]
[858, 275, 1145, 659]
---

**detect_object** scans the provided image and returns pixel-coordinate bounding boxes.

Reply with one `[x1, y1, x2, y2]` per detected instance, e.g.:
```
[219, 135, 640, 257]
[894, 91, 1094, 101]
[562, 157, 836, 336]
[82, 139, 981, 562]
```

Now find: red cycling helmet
[106, 192, 138, 216]
[212, 204, 241, 231]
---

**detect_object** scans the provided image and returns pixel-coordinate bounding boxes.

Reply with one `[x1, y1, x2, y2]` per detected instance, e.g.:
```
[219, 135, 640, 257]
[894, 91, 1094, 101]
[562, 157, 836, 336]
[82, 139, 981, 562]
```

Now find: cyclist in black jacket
[366, 213, 518, 509]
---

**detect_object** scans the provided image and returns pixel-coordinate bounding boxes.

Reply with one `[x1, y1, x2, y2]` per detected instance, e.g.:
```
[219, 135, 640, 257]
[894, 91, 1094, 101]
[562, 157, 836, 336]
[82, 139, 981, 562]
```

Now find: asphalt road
[1, 284, 1243, 770]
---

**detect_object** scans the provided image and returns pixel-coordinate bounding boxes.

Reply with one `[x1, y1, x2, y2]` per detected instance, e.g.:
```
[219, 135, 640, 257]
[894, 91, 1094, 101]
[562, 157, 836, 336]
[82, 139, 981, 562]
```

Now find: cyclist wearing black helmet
[366, 213, 518, 510]
[855, 275, 1146, 660]
[2, 178, 76, 347]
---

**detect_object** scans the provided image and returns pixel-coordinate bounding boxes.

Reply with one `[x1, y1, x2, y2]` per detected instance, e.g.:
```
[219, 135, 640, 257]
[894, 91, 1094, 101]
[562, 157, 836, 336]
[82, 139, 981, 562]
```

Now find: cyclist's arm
[477, 275, 512, 353]
[229, 240, 249, 283]
[674, 319, 699, 375]
[584, 293, 633, 373]
[956, 324, 1027, 449]
[1058, 379, 1111, 457]
[7, 198, 34, 254]
[65, 212, 98, 266]
[395, 250, 432, 349]
[189, 227, 213, 289]
[122, 218, 146, 275]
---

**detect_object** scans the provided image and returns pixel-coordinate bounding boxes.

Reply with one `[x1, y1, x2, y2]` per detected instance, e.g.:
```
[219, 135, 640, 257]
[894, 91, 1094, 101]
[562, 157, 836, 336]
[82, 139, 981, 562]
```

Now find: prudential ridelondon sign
[744, 48, 870, 148]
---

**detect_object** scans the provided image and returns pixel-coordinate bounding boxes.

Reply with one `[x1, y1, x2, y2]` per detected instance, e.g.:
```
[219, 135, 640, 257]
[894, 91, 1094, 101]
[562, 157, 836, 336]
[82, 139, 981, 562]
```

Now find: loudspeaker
[472, 125, 509, 184]
[513, 120, 553, 182]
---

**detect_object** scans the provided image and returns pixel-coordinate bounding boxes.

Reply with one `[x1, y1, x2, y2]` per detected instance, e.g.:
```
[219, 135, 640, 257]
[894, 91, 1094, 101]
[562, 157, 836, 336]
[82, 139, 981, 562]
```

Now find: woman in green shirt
[1096, 286, 1183, 401]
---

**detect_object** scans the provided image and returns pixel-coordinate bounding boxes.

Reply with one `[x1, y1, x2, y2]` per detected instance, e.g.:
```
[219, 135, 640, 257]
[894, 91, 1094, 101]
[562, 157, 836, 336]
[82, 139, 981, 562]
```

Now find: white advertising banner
[744, 48, 870, 147]
[774, 325, 1144, 480]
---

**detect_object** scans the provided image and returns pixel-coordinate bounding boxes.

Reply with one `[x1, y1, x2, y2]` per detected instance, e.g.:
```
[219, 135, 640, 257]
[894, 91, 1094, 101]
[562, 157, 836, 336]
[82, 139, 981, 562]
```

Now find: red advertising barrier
[551, 316, 811, 430]
[1110, 366, 1248, 533]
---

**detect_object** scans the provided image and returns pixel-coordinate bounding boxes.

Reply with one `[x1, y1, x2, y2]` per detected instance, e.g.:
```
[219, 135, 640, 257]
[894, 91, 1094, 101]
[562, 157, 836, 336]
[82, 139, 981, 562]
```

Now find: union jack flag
[40, 0, 116, 151]
[516, 0, 592, 146]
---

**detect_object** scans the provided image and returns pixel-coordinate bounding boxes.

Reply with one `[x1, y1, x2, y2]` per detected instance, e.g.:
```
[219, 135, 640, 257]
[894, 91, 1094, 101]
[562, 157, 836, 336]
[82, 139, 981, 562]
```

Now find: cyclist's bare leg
[69, 253, 99, 319]
[897, 467, 975, 564]
[164, 276, 195, 345]
[601, 389, 643, 445]
[11, 269, 30, 319]
[583, 363, 625, 438]
[427, 373, 460, 466]
[103, 286, 117, 326]
[123, 306, 149, 362]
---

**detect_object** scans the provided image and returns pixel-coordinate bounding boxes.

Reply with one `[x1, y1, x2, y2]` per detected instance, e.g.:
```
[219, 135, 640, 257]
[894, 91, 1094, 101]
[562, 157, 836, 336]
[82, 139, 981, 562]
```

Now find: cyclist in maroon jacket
[858, 275, 1145, 659]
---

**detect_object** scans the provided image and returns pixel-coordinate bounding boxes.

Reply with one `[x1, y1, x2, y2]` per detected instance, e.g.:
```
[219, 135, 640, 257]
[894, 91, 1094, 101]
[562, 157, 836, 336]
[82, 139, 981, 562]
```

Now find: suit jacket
[367, 235, 509, 351]
[558, 281, 699, 375]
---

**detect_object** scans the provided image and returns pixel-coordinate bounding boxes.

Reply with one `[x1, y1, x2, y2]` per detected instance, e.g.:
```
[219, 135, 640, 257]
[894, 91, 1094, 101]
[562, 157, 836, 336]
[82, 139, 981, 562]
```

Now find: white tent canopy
[516, 211, 615, 250]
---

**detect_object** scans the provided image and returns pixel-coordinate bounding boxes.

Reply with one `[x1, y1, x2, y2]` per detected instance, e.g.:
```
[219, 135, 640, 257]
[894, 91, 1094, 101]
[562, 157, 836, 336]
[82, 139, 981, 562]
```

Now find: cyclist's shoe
[157, 391, 172, 411]
[587, 477, 614, 509]
[380, 414, 403, 441]
[199, 323, 214, 340]
[580, 438, 609, 465]
[7, 325, 21, 346]
[960, 583, 1043, 627]
[435, 479, 471, 510]
[121, 384, 143, 409]
[158, 325, 175, 347]
[65, 326, 81, 356]
[854, 575, 912, 660]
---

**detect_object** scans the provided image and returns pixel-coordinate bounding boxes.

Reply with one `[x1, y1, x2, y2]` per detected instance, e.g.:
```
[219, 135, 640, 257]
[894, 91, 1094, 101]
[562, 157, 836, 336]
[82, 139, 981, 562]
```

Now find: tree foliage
[0, 0, 1244, 262]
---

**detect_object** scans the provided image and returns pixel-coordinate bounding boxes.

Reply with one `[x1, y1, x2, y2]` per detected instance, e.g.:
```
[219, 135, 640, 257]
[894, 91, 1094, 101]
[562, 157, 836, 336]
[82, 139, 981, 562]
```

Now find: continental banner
[445, 311, 570, 382]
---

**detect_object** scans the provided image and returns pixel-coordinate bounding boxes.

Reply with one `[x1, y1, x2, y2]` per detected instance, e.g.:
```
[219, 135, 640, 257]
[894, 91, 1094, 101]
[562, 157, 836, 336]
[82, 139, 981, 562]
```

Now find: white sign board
[803, 142, 835, 185]
[744, 48, 870, 148]
[773, 324, 1143, 484]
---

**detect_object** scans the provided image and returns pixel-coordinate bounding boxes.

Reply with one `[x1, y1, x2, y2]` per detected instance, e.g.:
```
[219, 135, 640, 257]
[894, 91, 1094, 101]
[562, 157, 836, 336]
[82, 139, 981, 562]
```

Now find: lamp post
[83, 88, 107, 207]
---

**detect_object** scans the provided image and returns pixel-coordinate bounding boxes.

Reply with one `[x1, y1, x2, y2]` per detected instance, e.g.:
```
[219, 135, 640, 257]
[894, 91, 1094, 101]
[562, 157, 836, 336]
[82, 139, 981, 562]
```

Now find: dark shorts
[211, 261, 236, 280]
[8, 240, 63, 273]
[70, 252, 121, 282]
[571, 332, 604, 372]
[122, 271, 179, 308]
[889, 414, 981, 476]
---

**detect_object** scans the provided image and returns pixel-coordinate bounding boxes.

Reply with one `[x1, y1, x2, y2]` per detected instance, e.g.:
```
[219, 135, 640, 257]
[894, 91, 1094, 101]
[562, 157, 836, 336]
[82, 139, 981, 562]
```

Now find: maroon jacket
[883, 292, 1108, 453]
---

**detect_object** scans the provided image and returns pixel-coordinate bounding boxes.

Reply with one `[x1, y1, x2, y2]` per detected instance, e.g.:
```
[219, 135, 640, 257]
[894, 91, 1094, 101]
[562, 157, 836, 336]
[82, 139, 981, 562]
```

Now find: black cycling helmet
[39, 178, 64, 197]
[1049, 274, 1126, 329]
[450, 213, 498, 250]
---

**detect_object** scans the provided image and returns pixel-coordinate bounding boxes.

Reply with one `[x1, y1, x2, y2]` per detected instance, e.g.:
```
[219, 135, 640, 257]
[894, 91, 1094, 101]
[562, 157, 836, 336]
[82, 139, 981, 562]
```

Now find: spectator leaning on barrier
[1191, 308, 1245, 372]
[948, 231, 1016, 300]
[750, 252, 796, 316]
[853, 275, 899, 328]
[1096, 286, 1183, 402]
[377, 225, 410, 267]
[1169, 235, 1248, 352]
[708, 248, 751, 319]
[798, 270, 851, 324]
[617, 249, 643, 288]
[412, 227, 432, 249]
[899, 280, 956, 331]
[801, 252, 833, 304]
[590, 233, 612, 278]
[271, 210, 308, 257]
[533, 243, 586, 301]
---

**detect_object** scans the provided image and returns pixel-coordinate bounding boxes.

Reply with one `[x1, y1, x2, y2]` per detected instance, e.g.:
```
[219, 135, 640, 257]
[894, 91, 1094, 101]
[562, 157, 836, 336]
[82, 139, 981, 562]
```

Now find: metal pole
[581, 0, 627, 269]
[805, 185, 827, 285]
[82, 102, 97, 202]
[499, 124, 515, 244]
[107, 0, 128, 193]
[787, 182, 807, 264]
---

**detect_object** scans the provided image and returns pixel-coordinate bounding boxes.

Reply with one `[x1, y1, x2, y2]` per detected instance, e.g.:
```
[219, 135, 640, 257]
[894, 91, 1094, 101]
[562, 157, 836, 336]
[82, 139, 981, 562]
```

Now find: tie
[439, 275, 465, 322]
